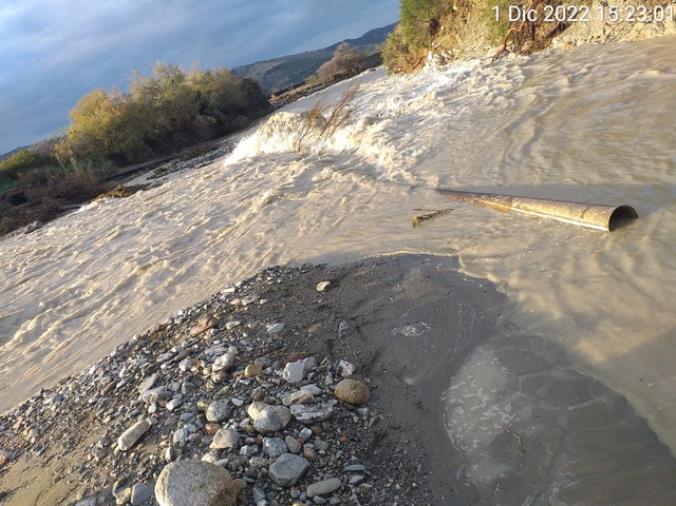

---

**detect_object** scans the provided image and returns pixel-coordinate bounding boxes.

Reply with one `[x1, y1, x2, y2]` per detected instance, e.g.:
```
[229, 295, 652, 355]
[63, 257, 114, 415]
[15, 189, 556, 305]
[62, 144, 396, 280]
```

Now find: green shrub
[0, 149, 59, 180]
[400, 0, 452, 49]
[383, 0, 453, 74]
[382, 25, 428, 74]
[305, 74, 321, 86]
[56, 63, 270, 165]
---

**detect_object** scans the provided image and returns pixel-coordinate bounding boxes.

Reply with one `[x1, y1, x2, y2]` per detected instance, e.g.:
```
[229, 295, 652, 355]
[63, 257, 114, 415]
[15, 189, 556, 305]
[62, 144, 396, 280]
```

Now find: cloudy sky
[0, 0, 398, 154]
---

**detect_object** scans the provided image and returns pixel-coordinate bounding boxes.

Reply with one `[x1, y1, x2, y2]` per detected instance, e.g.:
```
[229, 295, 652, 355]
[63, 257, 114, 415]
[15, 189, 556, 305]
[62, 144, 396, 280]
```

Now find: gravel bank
[2, 254, 676, 505]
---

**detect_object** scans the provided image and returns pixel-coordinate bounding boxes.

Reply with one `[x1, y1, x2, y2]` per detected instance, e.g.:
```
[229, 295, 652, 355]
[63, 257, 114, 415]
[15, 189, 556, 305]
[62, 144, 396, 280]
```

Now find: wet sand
[309, 254, 676, 504]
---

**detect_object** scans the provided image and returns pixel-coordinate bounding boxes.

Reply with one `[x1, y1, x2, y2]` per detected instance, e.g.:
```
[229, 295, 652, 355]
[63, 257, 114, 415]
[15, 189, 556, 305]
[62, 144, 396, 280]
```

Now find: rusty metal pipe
[438, 189, 638, 232]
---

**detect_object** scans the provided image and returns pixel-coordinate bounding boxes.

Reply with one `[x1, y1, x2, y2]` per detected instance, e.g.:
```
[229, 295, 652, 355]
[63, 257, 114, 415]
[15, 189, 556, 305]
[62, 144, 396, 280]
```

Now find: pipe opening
[608, 205, 638, 231]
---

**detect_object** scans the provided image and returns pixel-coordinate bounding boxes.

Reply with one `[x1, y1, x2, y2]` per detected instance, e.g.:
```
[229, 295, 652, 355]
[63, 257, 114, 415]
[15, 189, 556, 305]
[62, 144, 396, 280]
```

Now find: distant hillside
[234, 23, 396, 93]
[1, 138, 59, 160]
[0, 146, 26, 160]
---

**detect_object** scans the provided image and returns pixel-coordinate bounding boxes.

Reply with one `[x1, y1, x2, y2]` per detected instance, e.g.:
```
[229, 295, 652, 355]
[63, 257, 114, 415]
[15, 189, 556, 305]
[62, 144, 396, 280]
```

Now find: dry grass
[297, 101, 328, 152]
[0, 167, 110, 236]
[297, 84, 360, 152]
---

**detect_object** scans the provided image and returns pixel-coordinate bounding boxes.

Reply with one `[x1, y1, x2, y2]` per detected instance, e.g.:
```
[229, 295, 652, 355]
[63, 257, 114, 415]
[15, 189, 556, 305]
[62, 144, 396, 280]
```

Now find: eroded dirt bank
[1, 255, 675, 505]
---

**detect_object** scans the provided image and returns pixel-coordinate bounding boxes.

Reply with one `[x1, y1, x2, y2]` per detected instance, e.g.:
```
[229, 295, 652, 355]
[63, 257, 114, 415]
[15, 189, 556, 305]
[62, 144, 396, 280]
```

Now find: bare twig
[297, 100, 327, 151]
[319, 84, 360, 138]
[297, 84, 360, 152]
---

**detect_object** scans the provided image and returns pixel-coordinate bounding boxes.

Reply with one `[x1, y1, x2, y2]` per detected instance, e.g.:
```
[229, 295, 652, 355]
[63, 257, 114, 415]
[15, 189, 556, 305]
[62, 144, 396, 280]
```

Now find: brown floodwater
[1, 35, 675, 463]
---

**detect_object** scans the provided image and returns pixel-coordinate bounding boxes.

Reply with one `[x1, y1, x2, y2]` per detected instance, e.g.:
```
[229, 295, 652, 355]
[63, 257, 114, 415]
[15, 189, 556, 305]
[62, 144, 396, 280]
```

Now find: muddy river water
[1, 35, 675, 464]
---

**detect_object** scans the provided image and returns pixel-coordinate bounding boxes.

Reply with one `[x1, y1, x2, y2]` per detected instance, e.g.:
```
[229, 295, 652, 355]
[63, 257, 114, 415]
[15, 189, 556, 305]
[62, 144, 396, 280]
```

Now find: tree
[56, 63, 270, 165]
[317, 43, 369, 83]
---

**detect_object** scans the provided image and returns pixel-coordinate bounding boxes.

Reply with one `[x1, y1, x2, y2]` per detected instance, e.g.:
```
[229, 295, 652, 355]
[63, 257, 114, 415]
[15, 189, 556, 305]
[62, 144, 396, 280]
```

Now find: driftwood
[411, 207, 454, 227]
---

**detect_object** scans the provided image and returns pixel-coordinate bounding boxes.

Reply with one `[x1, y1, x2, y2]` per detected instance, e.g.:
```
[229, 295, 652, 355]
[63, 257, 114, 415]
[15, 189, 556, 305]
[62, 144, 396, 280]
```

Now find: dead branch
[411, 207, 454, 227]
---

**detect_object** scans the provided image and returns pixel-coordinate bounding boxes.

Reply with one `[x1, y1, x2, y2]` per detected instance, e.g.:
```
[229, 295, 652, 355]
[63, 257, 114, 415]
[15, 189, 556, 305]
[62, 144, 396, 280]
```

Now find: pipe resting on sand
[438, 190, 638, 232]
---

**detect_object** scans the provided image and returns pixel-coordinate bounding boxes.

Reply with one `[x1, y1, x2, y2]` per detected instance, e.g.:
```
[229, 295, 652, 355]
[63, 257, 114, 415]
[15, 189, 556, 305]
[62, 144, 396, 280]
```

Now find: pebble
[282, 389, 315, 406]
[298, 427, 313, 442]
[225, 320, 242, 330]
[130, 482, 153, 505]
[263, 437, 288, 458]
[268, 453, 310, 487]
[290, 403, 335, 423]
[266, 322, 285, 335]
[252, 486, 266, 503]
[206, 399, 232, 422]
[349, 474, 365, 485]
[239, 444, 258, 457]
[334, 379, 370, 405]
[0, 449, 15, 466]
[283, 357, 315, 384]
[316, 281, 331, 292]
[137, 373, 159, 395]
[165, 446, 177, 462]
[190, 316, 216, 336]
[166, 395, 183, 411]
[113, 486, 131, 505]
[141, 386, 172, 404]
[173, 427, 189, 446]
[302, 384, 322, 396]
[210, 428, 240, 450]
[212, 352, 237, 372]
[283, 361, 306, 384]
[178, 358, 193, 372]
[117, 419, 151, 451]
[338, 360, 355, 378]
[307, 478, 342, 498]
[285, 435, 302, 454]
[244, 362, 263, 378]
[204, 422, 220, 435]
[247, 402, 291, 433]
[155, 461, 237, 506]
[338, 320, 350, 338]
[241, 294, 259, 306]
[315, 438, 330, 451]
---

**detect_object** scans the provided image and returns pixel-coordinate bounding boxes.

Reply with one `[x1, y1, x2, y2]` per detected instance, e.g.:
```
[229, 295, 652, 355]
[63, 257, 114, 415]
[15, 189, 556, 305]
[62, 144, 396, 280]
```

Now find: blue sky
[0, 0, 398, 154]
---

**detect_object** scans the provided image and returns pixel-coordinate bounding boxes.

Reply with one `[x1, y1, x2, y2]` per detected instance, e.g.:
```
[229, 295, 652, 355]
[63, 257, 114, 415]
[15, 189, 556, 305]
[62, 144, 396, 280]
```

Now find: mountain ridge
[233, 22, 396, 93]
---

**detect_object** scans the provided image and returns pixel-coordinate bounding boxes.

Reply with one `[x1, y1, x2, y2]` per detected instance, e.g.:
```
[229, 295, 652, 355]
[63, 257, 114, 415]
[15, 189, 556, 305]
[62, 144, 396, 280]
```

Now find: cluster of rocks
[0, 267, 399, 506]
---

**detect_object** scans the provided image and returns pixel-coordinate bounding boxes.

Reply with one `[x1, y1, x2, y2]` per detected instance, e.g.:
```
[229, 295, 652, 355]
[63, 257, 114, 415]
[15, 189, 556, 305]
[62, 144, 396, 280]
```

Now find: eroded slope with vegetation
[383, 0, 676, 73]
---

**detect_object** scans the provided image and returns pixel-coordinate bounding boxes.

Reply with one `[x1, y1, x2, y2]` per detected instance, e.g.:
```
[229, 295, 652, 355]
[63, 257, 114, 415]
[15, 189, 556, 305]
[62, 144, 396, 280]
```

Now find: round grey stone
[206, 399, 231, 423]
[263, 437, 287, 458]
[131, 482, 154, 505]
[268, 453, 310, 487]
[307, 477, 342, 498]
[210, 428, 240, 450]
[155, 461, 237, 506]
[285, 435, 301, 454]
